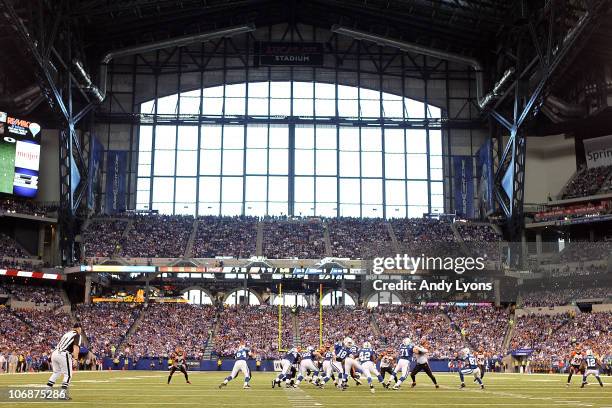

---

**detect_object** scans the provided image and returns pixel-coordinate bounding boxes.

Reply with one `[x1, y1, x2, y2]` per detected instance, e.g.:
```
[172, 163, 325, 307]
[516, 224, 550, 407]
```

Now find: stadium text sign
[255, 42, 324, 66]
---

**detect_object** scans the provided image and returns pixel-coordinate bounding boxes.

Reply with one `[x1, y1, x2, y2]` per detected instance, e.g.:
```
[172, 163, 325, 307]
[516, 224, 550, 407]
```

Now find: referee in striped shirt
[45, 323, 82, 400]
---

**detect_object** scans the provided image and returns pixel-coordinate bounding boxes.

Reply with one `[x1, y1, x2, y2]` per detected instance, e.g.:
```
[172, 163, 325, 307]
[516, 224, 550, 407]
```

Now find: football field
[0, 371, 609, 408]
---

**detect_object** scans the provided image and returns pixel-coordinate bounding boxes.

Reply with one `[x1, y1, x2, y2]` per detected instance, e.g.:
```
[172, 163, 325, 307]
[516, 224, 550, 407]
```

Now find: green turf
[0, 371, 609, 408]
[0, 141, 16, 194]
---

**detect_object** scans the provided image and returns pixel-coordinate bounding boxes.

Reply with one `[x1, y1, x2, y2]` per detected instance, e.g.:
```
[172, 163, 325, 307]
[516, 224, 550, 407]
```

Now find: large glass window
[137, 82, 443, 217]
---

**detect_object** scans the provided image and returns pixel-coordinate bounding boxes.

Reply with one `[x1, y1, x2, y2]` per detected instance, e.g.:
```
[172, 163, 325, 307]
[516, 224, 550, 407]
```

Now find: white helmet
[402, 338, 412, 346]
[586, 349, 593, 356]
[307, 346, 315, 352]
[344, 337, 354, 347]
[462, 348, 470, 357]
[363, 341, 371, 349]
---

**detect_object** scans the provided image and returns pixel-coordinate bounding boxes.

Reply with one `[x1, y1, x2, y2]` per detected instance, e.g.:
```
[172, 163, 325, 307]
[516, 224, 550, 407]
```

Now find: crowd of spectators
[298, 307, 379, 349]
[511, 312, 611, 364]
[82, 219, 127, 258]
[0, 283, 64, 306]
[373, 305, 465, 359]
[559, 240, 611, 263]
[0, 198, 54, 218]
[262, 218, 326, 259]
[445, 306, 509, 356]
[520, 286, 611, 307]
[214, 305, 293, 359]
[0, 307, 71, 372]
[193, 216, 257, 258]
[327, 218, 393, 259]
[390, 218, 458, 257]
[119, 215, 193, 258]
[0, 233, 30, 259]
[123, 303, 216, 359]
[455, 222, 503, 260]
[76, 215, 517, 262]
[75, 303, 141, 358]
[562, 165, 612, 199]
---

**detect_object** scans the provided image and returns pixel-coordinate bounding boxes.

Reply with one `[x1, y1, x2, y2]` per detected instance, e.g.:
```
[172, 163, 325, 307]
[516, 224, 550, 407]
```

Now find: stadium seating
[297, 307, 379, 348]
[192, 216, 257, 258]
[75, 303, 141, 358]
[119, 215, 193, 258]
[328, 217, 394, 258]
[561, 165, 612, 199]
[0, 233, 30, 259]
[373, 305, 465, 359]
[511, 311, 611, 364]
[0, 283, 64, 306]
[445, 306, 509, 356]
[214, 306, 293, 359]
[123, 303, 216, 359]
[82, 219, 127, 258]
[0, 198, 53, 217]
[262, 218, 326, 259]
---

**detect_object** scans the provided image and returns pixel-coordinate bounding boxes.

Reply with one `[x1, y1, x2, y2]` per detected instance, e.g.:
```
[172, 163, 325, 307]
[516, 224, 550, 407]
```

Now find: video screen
[0, 111, 41, 198]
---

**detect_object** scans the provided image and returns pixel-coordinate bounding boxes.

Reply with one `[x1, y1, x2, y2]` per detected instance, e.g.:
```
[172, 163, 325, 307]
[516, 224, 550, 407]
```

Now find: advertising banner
[476, 139, 494, 217]
[453, 156, 474, 218]
[105, 150, 127, 214]
[583, 134, 612, 168]
[88, 136, 104, 210]
[0, 112, 41, 197]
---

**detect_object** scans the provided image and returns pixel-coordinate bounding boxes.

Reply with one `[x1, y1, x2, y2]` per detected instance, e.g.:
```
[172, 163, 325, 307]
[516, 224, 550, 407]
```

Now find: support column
[535, 232, 542, 257]
[84, 275, 92, 304]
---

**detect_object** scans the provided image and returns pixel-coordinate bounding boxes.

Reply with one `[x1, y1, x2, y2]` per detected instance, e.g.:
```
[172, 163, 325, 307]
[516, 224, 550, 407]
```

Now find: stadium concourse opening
[0, 0, 611, 407]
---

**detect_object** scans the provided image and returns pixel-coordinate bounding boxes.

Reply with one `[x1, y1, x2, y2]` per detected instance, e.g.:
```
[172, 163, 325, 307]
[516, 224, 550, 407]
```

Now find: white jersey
[414, 346, 429, 365]
[380, 355, 393, 368]
[55, 330, 81, 353]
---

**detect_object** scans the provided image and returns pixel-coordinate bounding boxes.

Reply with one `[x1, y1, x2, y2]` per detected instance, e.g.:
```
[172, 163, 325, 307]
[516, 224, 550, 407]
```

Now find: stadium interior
[0, 0, 611, 405]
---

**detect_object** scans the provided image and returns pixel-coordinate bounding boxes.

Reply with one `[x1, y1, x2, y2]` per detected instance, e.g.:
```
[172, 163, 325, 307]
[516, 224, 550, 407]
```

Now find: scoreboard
[0, 112, 41, 198]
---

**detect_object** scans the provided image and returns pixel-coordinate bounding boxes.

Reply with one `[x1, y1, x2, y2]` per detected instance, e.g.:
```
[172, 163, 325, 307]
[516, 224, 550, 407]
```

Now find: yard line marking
[283, 386, 323, 407]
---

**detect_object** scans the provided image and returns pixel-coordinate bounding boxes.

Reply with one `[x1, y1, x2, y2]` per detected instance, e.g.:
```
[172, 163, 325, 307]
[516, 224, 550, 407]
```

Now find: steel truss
[0, 0, 94, 265]
[99, 22, 482, 217]
[488, 0, 608, 245]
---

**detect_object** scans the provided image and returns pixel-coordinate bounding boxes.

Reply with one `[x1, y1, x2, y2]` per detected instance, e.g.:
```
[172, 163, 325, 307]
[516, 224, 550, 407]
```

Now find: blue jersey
[349, 345, 359, 358]
[283, 350, 299, 364]
[301, 350, 314, 360]
[235, 347, 250, 360]
[358, 348, 375, 363]
[464, 354, 478, 369]
[398, 344, 413, 360]
[584, 355, 597, 369]
[324, 350, 333, 361]
[335, 346, 350, 362]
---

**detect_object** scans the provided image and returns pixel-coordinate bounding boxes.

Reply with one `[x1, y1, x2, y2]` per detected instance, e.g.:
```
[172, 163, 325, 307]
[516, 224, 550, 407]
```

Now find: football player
[410, 343, 439, 388]
[296, 346, 321, 386]
[567, 347, 583, 387]
[219, 342, 252, 389]
[273, 347, 300, 389]
[581, 350, 604, 388]
[358, 341, 384, 394]
[168, 347, 190, 385]
[386, 338, 413, 390]
[380, 348, 398, 386]
[459, 347, 484, 389]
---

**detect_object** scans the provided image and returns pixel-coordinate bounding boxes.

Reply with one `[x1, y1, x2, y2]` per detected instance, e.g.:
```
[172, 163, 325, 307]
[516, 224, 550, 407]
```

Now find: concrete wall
[524, 134, 576, 204]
